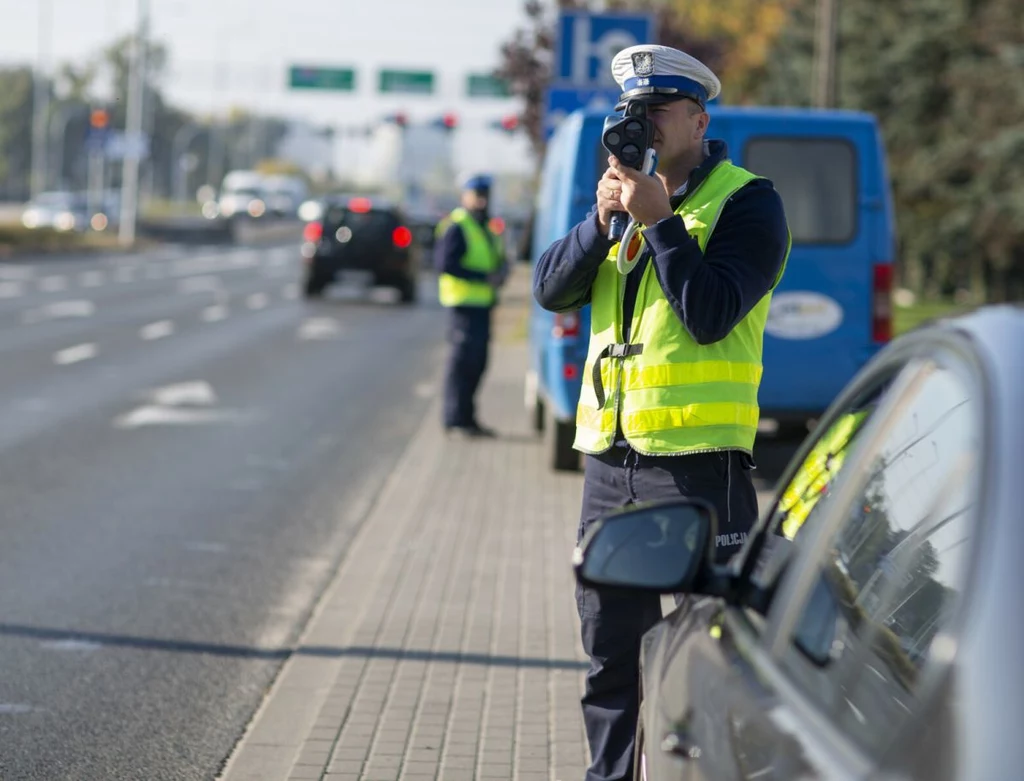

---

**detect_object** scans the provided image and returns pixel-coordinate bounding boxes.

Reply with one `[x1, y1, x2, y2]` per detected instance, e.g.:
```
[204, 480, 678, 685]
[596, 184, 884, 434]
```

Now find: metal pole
[29, 0, 52, 199]
[171, 124, 202, 202]
[119, 0, 149, 246]
[812, 0, 839, 108]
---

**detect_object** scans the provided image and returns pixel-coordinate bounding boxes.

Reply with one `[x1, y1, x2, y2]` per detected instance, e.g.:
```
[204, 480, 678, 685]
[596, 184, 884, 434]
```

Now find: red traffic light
[441, 113, 458, 130]
[500, 115, 519, 132]
[90, 109, 109, 129]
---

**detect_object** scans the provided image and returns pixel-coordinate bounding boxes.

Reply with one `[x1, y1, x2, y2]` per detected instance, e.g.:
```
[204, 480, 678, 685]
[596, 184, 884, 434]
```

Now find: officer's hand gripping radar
[601, 100, 658, 275]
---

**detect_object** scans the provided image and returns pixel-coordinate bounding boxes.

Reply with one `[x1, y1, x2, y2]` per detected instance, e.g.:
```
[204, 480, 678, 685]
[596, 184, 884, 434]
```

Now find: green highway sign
[467, 74, 510, 98]
[289, 66, 356, 91]
[379, 69, 434, 95]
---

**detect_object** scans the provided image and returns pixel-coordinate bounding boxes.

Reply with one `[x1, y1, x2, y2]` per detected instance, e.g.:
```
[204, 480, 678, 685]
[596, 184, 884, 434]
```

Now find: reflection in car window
[782, 360, 979, 758]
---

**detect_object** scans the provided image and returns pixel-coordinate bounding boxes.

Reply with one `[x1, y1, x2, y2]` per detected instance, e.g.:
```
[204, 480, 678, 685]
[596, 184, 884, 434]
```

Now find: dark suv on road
[300, 196, 418, 302]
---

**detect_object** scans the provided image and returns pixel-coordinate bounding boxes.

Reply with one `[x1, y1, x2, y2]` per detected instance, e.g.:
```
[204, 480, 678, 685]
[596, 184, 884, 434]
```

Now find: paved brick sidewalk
[220, 271, 592, 781]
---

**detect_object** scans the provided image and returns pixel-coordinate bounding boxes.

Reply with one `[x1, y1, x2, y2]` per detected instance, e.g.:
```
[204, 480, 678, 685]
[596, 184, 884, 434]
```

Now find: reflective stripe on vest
[437, 208, 501, 308]
[574, 160, 791, 456]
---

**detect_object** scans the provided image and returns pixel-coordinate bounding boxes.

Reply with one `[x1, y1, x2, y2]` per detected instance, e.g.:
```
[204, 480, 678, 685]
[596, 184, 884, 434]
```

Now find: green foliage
[758, 0, 1024, 303]
[0, 68, 35, 192]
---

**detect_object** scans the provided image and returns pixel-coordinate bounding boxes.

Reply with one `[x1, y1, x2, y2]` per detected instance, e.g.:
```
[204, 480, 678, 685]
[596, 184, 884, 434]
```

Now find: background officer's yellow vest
[575, 161, 790, 456]
[437, 208, 502, 308]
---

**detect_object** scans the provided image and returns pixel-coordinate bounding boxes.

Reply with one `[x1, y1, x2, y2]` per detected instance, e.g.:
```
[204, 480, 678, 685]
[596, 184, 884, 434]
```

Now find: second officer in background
[435, 175, 507, 438]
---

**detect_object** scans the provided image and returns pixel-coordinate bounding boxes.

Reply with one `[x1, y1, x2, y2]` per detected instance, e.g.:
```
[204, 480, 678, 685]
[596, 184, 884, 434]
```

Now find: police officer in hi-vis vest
[435, 175, 506, 438]
[534, 45, 791, 781]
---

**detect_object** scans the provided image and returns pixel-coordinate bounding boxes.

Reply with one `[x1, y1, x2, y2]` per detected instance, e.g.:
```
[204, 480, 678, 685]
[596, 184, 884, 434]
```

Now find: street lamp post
[171, 123, 203, 202]
[118, 0, 150, 246]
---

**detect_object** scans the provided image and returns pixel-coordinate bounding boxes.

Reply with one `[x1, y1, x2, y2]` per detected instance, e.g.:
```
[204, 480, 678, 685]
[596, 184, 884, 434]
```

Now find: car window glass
[779, 359, 980, 757]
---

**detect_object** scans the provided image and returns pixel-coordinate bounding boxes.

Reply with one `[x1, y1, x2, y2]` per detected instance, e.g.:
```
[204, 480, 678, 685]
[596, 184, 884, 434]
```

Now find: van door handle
[662, 729, 702, 760]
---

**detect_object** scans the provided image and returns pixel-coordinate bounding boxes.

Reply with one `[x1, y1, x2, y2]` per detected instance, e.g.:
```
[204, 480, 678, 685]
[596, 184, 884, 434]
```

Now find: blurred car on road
[299, 195, 418, 302]
[574, 304, 1023, 781]
[21, 191, 90, 232]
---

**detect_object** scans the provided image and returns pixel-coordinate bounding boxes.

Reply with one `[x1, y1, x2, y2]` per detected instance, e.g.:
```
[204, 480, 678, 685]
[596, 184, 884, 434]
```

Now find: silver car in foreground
[575, 305, 1023, 781]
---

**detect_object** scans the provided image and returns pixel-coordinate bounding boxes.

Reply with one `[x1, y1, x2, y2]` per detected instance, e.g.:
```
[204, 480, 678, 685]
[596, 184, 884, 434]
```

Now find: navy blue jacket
[533, 140, 789, 345]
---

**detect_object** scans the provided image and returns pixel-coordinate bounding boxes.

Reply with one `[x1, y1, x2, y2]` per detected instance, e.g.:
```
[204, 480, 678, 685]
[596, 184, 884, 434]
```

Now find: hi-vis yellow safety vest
[575, 160, 790, 456]
[437, 208, 502, 308]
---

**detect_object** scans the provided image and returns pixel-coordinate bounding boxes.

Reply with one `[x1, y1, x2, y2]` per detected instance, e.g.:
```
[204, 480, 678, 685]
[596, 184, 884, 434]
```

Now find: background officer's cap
[610, 44, 721, 110]
[462, 174, 492, 195]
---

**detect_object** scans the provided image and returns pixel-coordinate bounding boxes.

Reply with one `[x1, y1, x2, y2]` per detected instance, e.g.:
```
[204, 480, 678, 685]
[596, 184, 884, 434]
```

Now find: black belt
[592, 342, 644, 409]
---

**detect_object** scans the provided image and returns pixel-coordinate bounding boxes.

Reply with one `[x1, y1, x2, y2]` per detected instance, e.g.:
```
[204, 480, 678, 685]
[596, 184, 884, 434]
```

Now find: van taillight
[303, 222, 323, 243]
[553, 313, 580, 338]
[872, 263, 893, 343]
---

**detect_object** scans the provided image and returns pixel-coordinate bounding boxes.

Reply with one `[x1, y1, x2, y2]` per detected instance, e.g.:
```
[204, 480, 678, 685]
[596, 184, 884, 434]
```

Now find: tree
[0, 68, 35, 198]
[756, 0, 1023, 303]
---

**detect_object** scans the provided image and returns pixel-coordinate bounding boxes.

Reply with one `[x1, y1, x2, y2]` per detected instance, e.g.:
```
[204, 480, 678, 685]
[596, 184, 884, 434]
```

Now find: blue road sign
[543, 86, 621, 139]
[555, 11, 655, 86]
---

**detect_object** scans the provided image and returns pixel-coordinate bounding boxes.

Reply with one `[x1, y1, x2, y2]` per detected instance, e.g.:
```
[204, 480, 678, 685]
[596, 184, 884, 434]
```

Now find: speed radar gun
[601, 99, 658, 275]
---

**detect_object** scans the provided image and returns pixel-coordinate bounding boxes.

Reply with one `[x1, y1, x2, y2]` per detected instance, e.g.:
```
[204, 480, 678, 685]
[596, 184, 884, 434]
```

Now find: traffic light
[489, 114, 519, 134]
[437, 113, 458, 132]
[90, 108, 109, 129]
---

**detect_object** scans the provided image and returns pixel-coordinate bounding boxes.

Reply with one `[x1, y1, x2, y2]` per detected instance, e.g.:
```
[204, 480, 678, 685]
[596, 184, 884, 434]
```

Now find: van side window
[745, 139, 857, 244]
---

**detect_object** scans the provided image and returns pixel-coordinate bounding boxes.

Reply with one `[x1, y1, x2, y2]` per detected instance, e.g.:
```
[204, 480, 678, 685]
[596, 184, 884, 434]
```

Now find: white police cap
[610, 44, 721, 109]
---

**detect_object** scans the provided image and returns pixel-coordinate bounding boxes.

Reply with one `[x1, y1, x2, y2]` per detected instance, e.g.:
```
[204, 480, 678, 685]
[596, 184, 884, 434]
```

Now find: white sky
[0, 0, 544, 175]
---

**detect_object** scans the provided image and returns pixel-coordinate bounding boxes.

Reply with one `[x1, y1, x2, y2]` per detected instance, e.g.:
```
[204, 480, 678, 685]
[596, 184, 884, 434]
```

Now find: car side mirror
[573, 499, 716, 593]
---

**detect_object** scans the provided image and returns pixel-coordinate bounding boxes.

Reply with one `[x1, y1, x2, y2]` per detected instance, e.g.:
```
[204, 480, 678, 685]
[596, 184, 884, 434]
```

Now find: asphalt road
[0, 243, 447, 780]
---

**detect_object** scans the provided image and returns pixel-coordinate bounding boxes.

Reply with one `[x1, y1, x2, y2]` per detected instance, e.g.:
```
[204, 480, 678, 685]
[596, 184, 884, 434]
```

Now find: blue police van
[526, 105, 896, 471]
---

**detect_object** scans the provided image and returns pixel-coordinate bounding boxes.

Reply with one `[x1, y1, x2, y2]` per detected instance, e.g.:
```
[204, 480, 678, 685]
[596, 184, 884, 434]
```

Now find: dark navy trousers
[576, 445, 759, 781]
[443, 306, 492, 429]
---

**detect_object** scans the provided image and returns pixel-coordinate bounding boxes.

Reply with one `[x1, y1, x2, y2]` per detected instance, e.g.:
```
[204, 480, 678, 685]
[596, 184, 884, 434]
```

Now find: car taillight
[392, 226, 413, 249]
[348, 197, 372, 213]
[552, 312, 580, 338]
[872, 263, 893, 343]
[302, 222, 323, 243]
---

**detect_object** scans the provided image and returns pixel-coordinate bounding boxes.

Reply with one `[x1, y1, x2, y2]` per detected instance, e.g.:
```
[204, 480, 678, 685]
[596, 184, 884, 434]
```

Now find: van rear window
[744, 139, 857, 244]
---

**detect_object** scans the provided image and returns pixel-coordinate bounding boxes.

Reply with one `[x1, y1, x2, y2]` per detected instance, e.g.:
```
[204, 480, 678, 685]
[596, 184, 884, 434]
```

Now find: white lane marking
[270, 255, 289, 267]
[149, 381, 216, 407]
[414, 382, 435, 398]
[40, 275, 68, 292]
[140, 319, 175, 340]
[0, 281, 23, 298]
[79, 271, 105, 287]
[23, 299, 96, 323]
[246, 293, 268, 310]
[114, 405, 247, 428]
[297, 317, 342, 340]
[282, 283, 299, 300]
[53, 343, 97, 365]
[41, 639, 103, 652]
[201, 304, 228, 322]
[114, 268, 135, 282]
[0, 704, 36, 714]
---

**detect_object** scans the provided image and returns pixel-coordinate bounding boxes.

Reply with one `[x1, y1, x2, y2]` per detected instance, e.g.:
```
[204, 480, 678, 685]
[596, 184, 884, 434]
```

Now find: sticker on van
[766, 291, 844, 339]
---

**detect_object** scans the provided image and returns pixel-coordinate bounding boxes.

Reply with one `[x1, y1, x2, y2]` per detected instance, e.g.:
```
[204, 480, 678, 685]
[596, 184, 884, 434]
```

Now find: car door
[643, 355, 916, 781]
[645, 330, 985, 781]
